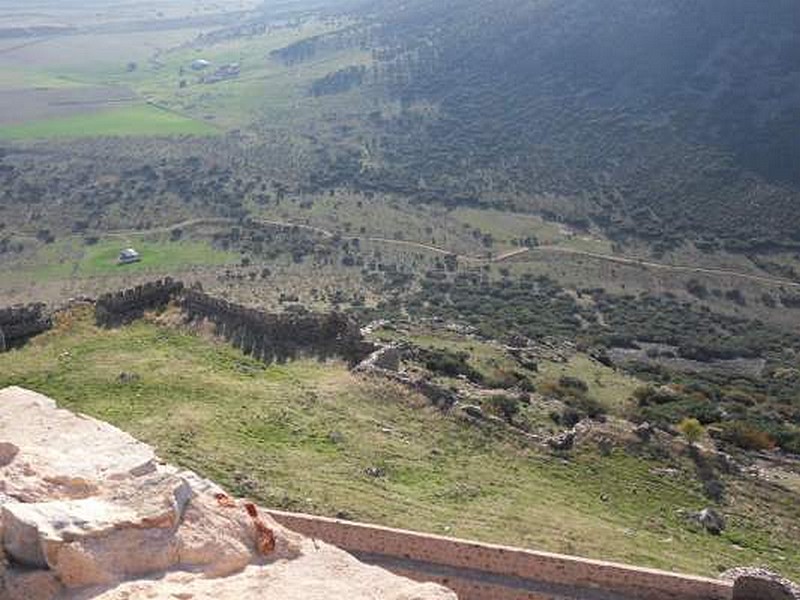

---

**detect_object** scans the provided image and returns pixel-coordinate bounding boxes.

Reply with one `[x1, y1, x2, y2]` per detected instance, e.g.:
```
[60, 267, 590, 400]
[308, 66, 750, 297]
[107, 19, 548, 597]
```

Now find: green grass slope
[0, 308, 798, 579]
[0, 237, 236, 285]
[0, 104, 217, 139]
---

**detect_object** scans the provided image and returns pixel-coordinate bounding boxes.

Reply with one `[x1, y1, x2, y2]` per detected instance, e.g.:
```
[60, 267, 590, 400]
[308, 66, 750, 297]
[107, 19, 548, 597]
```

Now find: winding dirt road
[26, 215, 800, 290]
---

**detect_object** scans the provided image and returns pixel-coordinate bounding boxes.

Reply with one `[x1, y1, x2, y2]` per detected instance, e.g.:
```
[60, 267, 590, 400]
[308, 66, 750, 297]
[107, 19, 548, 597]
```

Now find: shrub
[487, 395, 520, 423]
[483, 369, 527, 390]
[678, 418, 705, 445]
[634, 385, 678, 406]
[686, 279, 709, 299]
[719, 421, 776, 451]
[422, 348, 483, 383]
[558, 376, 589, 393]
[639, 397, 722, 427]
[775, 428, 800, 454]
[560, 407, 581, 428]
[564, 393, 606, 420]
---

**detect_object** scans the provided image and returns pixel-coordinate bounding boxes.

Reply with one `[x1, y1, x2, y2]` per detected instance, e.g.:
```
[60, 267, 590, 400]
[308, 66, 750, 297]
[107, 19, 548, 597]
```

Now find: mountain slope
[338, 0, 800, 248]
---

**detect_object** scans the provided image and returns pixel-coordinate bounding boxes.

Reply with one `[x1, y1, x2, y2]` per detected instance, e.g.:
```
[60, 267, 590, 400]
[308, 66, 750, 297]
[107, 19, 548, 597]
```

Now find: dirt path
[33, 215, 800, 290]
[102, 217, 236, 237]
[519, 246, 800, 289]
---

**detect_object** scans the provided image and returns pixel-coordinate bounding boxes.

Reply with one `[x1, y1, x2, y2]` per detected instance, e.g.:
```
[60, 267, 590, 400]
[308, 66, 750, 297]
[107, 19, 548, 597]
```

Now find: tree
[678, 417, 705, 446]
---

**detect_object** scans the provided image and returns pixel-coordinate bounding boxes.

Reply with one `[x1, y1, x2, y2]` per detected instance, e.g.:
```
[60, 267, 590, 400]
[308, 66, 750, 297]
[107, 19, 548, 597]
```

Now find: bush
[686, 279, 709, 299]
[564, 393, 606, 420]
[775, 428, 800, 454]
[487, 395, 520, 423]
[483, 368, 528, 390]
[639, 397, 722, 427]
[560, 407, 582, 428]
[719, 421, 776, 451]
[678, 417, 705, 445]
[634, 385, 678, 406]
[422, 348, 483, 383]
[558, 376, 589, 393]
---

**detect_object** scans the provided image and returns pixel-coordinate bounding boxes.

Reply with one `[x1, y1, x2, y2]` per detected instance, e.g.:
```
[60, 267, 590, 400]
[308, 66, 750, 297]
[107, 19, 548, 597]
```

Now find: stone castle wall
[0, 303, 52, 352]
[267, 510, 734, 600]
[181, 289, 374, 366]
[92, 280, 375, 365]
[95, 278, 185, 327]
[0, 279, 374, 367]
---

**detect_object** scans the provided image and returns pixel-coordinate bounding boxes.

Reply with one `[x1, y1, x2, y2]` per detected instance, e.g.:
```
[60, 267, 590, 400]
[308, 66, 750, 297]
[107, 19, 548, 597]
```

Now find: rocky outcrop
[0, 386, 456, 600]
[723, 568, 800, 600]
[694, 507, 726, 535]
[355, 344, 402, 373]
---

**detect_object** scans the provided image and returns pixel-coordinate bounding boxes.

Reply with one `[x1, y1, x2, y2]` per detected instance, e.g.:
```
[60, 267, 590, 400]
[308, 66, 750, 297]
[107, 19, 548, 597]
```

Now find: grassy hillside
[0, 105, 217, 139]
[0, 307, 798, 579]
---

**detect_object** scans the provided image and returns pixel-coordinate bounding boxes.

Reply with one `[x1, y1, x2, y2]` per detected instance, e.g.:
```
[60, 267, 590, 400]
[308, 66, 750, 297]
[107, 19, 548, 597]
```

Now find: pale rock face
[0, 386, 458, 600]
[0, 387, 157, 502]
[3, 473, 191, 571]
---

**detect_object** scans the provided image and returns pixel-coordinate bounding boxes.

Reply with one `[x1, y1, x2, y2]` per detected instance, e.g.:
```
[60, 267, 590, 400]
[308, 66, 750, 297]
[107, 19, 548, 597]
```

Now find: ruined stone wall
[355, 345, 458, 409]
[267, 510, 734, 600]
[0, 303, 52, 352]
[181, 289, 374, 366]
[95, 278, 184, 327]
[12, 278, 373, 365]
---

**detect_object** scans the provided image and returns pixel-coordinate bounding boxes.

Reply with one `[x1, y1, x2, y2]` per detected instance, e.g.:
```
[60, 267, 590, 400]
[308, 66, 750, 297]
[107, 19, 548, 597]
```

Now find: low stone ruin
[0, 386, 456, 600]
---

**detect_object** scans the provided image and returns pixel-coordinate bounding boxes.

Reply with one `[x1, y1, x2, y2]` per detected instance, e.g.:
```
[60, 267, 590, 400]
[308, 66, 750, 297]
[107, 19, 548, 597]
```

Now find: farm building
[203, 63, 241, 84]
[118, 248, 141, 265]
[191, 59, 211, 70]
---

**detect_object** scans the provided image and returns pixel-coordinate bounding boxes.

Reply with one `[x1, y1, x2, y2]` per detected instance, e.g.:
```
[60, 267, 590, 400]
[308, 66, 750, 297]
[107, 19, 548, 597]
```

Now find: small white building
[118, 248, 141, 265]
[191, 59, 211, 71]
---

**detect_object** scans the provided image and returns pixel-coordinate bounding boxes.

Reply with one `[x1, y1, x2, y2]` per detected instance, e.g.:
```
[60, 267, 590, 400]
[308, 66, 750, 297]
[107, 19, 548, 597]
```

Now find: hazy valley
[0, 0, 799, 590]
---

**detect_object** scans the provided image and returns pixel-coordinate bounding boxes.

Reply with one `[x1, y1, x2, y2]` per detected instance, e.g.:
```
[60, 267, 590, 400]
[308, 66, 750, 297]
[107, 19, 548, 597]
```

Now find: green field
[0, 104, 217, 139]
[1, 237, 236, 282]
[535, 355, 642, 414]
[451, 208, 613, 255]
[77, 238, 235, 275]
[0, 19, 371, 137]
[1, 309, 798, 580]
[128, 23, 372, 129]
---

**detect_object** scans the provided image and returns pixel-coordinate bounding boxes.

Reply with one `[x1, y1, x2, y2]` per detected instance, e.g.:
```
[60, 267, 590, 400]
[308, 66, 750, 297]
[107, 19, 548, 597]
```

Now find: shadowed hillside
[344, 0, 800, 249]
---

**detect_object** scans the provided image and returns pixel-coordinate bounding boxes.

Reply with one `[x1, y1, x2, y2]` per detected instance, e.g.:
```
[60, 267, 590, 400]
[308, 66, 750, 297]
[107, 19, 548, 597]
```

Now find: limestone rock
[0, 387, 156, 502]
[3, 472, 192, 583]
[695, 507, 726, 535]
[3, 568, 62, 600]
[88, 541, 457, 600]
[0, 442, 18, 467]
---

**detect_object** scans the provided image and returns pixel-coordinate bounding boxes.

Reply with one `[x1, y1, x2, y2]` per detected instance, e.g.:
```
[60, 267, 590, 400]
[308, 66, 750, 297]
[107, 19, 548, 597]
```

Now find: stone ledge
[268, 509, 735, 600]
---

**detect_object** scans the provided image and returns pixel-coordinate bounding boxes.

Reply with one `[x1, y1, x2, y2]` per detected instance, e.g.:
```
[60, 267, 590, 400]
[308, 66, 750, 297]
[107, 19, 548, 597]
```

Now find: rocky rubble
[722, 567, 800, 600]
[0, 386, 457, 600]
